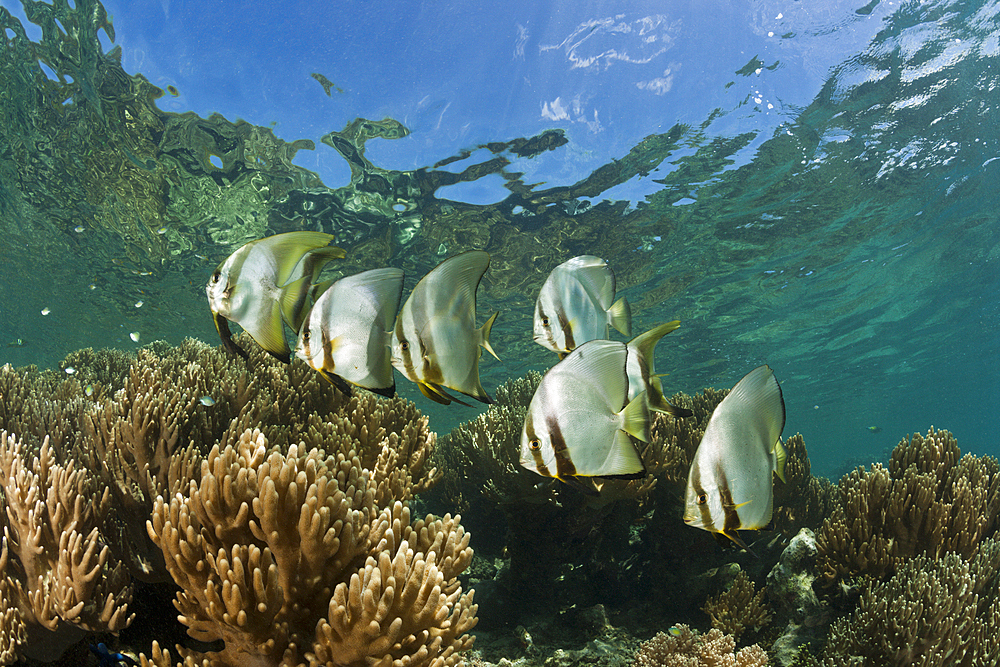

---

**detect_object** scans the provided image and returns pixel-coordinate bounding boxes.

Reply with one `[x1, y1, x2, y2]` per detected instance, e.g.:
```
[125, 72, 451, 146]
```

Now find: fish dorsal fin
[410, 250, 490, 321]
[628, 321, 681, 374]
[257, 231, 339, 286]
[565, 255, 616, 310]
[608, 296, 632, 337]
[718, 364, 786, 447]
[558, 339, 629, 411]
[346, 267, 405, 331]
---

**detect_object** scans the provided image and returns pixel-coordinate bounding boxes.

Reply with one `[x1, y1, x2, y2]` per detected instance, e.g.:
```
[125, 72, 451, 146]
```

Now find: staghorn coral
[702, 570, 772, 641]
[0, 431, 133, 662]
[815, 427, 1000, 584]
[144, 427, 476, 667]
[634, 624, 769, 667]
[820, 538, 1000, 666]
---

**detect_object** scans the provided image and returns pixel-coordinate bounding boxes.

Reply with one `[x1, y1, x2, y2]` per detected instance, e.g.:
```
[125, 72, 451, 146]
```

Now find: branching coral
[820, 538, 1000, 666]
[702, 570, 772, 640]
[815, 427, 1000, 584]
[770, 434, 835, 538]
[0, 431, 133, 661]
[634, 624, 769, 667]
[144, 427, 476, 667]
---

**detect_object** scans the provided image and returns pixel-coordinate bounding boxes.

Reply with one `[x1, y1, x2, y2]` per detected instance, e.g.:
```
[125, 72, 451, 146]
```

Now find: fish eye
[541, 317, 550, 327]
[302, 330, 310, 341]
[211, 271, 221, 284]
[529, 439, 541, 451]
[400, 340, 409, 351]
[696, 493, 708, 505]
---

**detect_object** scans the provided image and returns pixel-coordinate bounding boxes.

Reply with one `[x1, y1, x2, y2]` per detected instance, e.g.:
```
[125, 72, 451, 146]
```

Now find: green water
[0, 0, 997, 481]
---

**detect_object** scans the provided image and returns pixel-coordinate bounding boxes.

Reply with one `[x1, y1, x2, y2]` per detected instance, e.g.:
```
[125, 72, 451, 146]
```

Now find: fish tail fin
[280, 275, 312, 332]
[773, 438, 787, 484]
[620, 390, 650, 443]
[608, 296, 632, 337]
[479, 311, 501, 361]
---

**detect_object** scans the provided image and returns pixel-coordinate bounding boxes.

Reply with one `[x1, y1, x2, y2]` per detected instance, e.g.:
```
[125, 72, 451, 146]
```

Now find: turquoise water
[0, 0, 997, 484]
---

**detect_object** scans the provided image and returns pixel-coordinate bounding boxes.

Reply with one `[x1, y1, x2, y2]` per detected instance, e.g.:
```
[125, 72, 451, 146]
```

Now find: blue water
[0, 0, 997, 482]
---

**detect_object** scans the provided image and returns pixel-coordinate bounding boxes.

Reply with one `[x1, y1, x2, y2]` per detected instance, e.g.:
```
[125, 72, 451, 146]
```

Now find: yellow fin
[773, 438, 787, 484]
[479, 311, 501, 361]
[252, 301, 291, 363]
[261, 231, 339, 286]
[280, 275, 311, 332]
[608, 296, 631, 337]
[619, 390, 650, 443]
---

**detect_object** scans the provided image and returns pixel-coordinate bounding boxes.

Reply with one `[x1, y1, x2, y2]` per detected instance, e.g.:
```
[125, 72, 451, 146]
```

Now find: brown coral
[821, 538, 1000, 666]
[634, 624, 769, 667]
[145, 427, 476, 667]
[815, 427, 1000, 584]
[702, 570, 772, 640]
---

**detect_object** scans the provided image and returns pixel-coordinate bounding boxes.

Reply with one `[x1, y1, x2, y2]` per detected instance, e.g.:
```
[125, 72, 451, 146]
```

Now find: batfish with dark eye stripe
[533, 255, 631, 357]
[207, 231, 345, 362]
[390, 250, 499, 406]
[295, 267, 404, 397]
[520, 339, 650, 494]
[684, 364, 787, 550]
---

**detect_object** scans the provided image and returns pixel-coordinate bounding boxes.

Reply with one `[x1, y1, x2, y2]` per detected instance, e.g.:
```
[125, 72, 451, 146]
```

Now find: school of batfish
[207, 232, 787, 550]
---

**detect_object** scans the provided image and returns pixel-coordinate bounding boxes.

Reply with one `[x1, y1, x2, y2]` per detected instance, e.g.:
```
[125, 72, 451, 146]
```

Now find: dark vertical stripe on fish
[690, 462, 715, 531]
[557, 305, 575, 351]
[546, 413, 577, 479]
[524, 414, 551, 477]
[716, 460, 742, 533]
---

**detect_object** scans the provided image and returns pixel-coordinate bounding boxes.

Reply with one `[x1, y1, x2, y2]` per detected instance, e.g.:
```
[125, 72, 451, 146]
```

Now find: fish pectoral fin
[726, 500, 753, 510]
[717, 530, 753, 554]
[608, 296, 631, 337]
[479, 311, 501, 361]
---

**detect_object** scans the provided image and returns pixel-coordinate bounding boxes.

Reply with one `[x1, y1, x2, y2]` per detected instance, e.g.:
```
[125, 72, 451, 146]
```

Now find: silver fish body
[533, 255, 631, 356]
[684, 364, 787, 549]
[391, 250, 499, 405]
[295, 267, 404, 396]
[206, 231, 345, 362]
[520, 339, 650, 493]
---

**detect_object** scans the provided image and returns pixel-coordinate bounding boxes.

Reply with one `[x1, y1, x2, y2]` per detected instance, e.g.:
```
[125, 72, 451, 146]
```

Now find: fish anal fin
[319, 369, 353, 397]
[251, 302, 292, 363]
[213, 312, 249, 360]
[609, 296, 631, 337]
[479, 311, 501, 361]
[718, 530, 754, 554]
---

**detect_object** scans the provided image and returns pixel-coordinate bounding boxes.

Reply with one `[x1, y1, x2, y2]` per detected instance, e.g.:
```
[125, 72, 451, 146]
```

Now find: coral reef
[634, 625, 768, 667]
[815, 427, 1000, 584]
[765, 529, 830, 666]
[769, 435, 836, 538]
[820, 538, 1000, 666]
[701, 570, 772, 641]
[0, 335, 467, 666]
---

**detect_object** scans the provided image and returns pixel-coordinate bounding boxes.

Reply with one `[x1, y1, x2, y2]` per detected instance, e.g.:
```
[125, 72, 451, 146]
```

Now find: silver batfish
[296, 267, 404, 397]
[391, 250, 499, 405]
[533, 255, 631, 357]
[207, 231, 345, 362]
[684, 364, 787, 549]
[521, 339, 650, 494]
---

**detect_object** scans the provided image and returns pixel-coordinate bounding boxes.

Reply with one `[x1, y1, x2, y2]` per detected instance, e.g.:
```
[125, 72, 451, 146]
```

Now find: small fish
[199, 395, 216, 406]
[74, 225, 85, 233]
[296, 267, 404, 397]
[684, 365, 786, 550]
[134, 300, 144, 308]
[129, 332, 140, 342]
[533, 255, 631, 357]
[6, 338, 25, 348]
[206, 232, 345, 363]
[520, 339, 650, 494]
[867, 425, 881, 433]
[626, 321, 693, 418]
[85, 384, 94, 396]
[391, 250, 499, 405]
[41, 307, 51, 316]
[90, 642, 139, 667]
[64, 366, 76, 375]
